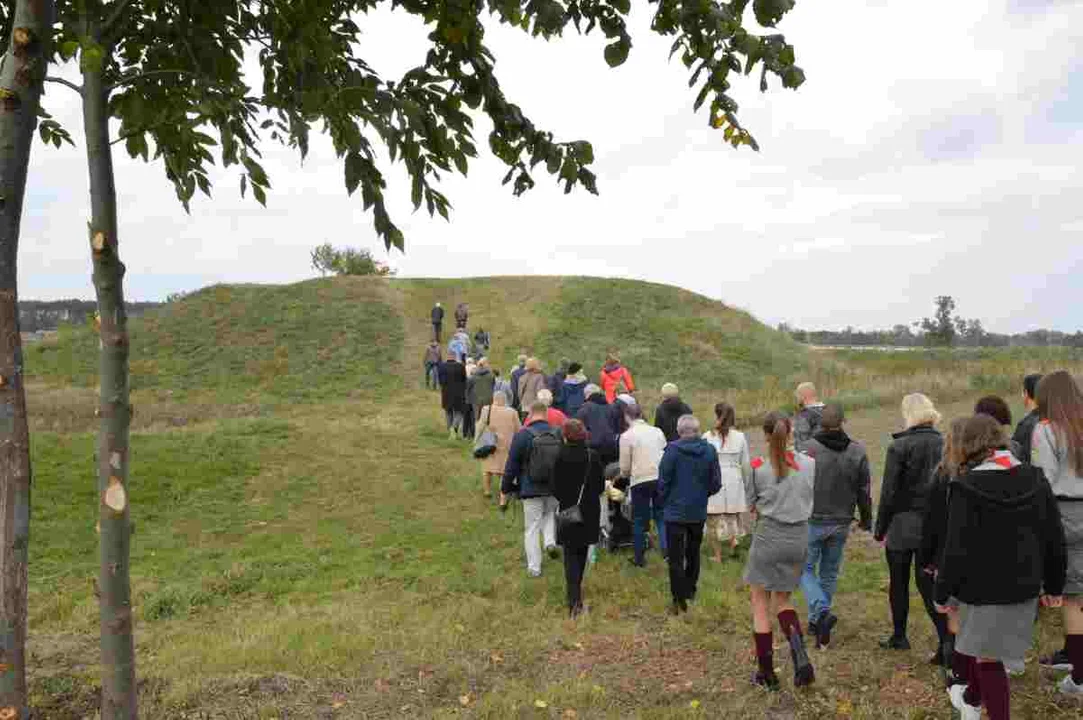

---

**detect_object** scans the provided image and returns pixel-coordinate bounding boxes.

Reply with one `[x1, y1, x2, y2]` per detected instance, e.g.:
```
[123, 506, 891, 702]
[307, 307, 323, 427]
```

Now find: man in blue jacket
[503, 402, 561, 577]
[659, 415, 721, 614]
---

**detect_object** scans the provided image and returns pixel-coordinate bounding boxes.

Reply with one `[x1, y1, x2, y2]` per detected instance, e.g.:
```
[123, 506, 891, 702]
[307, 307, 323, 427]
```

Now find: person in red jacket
[600, 353, 635, 403]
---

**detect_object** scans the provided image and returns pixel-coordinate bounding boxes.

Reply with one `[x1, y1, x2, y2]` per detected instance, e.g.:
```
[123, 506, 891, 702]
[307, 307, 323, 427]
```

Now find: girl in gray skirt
[1033, 370, 1083, 698]
[935, 414, 1066, 720]
[744, 411, 816, 690]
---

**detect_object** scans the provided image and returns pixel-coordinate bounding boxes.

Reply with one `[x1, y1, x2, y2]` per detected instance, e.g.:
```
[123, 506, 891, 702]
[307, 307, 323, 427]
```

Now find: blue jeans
[800, 521, 850, 624]
[631, 481, 666, 563]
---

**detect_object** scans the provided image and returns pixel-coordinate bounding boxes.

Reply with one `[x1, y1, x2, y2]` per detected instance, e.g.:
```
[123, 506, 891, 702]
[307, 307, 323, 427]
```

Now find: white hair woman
[476, 391, 521, 508]
[875, 393, 947, 659]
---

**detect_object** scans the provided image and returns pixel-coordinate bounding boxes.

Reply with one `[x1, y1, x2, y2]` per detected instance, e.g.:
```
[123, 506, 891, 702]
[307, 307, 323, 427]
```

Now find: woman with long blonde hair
[875, 393, 946, 656]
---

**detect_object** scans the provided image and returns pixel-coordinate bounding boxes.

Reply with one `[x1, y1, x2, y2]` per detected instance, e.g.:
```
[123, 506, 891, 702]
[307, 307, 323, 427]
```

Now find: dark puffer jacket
[654, 397, 693, 443]
[658, 437, 722, 523]
[577, 394, 618, 457]
[874, 424, 943, 543]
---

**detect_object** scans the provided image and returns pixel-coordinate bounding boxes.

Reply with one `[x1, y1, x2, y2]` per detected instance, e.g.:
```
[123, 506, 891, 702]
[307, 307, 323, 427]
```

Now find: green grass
[26, 278, 404, 403]
[24, 276, 1083, 718]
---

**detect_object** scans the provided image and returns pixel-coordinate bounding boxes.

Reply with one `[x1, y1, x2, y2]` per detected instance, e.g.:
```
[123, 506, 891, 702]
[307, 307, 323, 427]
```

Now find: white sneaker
[948, 684, 982, 720]
[1059, 674, 1083, 698]
[1004, 658, 1025, 677]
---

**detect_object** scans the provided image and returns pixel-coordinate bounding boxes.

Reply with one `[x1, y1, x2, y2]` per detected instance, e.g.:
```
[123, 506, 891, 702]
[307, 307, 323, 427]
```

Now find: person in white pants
[503, 402, 562, 577]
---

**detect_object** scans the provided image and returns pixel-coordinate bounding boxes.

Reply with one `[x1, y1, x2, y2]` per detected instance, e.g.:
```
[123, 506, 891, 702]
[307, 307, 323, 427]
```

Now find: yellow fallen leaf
[331, 701, 346, 709]
[534, 699, 549, 708]
[592, 684, 604, 694]
[454, 623, 465, 632]
[563, 710, 578, 719]
[459, 694, 473, 707]
[690, 699, 701, 709]
[573, 642, 584, 650]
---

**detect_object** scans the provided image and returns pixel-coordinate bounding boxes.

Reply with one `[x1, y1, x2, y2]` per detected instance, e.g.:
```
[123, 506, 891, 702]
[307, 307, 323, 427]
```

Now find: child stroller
[600, 462, 644, 552]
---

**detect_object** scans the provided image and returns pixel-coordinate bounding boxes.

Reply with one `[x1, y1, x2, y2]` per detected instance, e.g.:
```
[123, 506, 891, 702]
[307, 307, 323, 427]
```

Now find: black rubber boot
[789, 632, 816, 687]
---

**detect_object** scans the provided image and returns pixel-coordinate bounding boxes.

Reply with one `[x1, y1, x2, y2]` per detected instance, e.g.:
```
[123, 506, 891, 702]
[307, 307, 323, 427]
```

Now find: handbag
[557, 468, 588, 531]
[472, 406, 498, 459]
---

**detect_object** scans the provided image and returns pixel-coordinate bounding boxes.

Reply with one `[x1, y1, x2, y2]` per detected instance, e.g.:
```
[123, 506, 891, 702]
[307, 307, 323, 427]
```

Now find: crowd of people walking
[423, 301, 1082, 717]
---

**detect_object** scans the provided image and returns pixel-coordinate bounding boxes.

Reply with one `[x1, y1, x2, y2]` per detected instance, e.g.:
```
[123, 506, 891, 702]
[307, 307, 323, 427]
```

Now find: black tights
[886, 548, 947, 642]
[563, 545, 589, 614]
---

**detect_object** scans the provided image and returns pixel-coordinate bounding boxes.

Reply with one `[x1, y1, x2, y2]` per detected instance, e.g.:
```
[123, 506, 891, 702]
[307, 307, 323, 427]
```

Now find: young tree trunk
[0, 2, 54, 717]
[81, 29, 136, 720]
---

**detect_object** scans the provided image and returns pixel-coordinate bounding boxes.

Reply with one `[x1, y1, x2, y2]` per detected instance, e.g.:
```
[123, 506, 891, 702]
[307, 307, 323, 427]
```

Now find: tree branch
[44, 76, 84, 95]
[105, 69, 195, 91]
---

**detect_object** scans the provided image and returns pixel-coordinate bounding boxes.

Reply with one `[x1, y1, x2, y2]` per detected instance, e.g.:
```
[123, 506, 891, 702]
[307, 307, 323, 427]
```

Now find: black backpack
[527, 426, 562, 492]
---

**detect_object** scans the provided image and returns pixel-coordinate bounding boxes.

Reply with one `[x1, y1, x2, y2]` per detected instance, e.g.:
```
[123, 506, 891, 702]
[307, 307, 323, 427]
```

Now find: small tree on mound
[311, 243, 395, 277]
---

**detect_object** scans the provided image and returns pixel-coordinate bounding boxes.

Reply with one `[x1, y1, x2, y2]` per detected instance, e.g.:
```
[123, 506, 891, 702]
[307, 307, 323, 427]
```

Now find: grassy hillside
[26, 279, 404, 402]
[25, 276, 1083, 717]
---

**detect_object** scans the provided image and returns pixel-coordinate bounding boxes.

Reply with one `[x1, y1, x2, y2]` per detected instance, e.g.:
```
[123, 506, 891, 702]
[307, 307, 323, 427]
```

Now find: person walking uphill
[1032, 370, 1083, 695]
[577, 384, 620, 466]
[743, 412, 816, 690]
[875, 393, 947, 657]
[431, 302, 445, 342]
[510, 354, 528, 411]
[794, 382, 826, 453]
[655, 383, 693, 443]
[1012, 373, 1043, 465]
[476, 393, 521, 505]
[703, 402, 751, 562]
[503, 402, 563, 577]
[658, 415, 721, 614]
[800, 404, 872, 649]
[517, 358, 548, 419]
[600, 353, 635, 404]
[455, 302, 469, 330]
[936, 414, 1066, 720]
[553, 419, 605, 617]
[561, 363, 588, 418]
[439, 353, 468, 439]
[424, 341, 442, 390]
[619, 403, 669, 567]
[467, 358, 496, 422]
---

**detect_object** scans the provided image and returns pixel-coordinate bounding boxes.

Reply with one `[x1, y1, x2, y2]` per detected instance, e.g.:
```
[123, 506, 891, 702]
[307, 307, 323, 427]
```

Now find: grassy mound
[26, 278, 404, 402]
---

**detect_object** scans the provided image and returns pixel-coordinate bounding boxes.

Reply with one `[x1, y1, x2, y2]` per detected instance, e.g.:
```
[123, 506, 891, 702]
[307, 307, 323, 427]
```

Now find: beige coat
[517, 370, 547, 411]
[477, 404, 521, 475]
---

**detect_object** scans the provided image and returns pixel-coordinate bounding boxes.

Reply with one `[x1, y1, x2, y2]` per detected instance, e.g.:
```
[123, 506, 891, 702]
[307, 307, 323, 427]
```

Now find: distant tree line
[19, 300, 160, 333]
[781, 295, 1083, 348]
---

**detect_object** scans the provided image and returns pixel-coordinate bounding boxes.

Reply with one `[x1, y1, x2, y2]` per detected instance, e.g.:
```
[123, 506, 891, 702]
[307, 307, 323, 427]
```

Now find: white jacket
[704, 429, 751, 514]
[619, 420, 667, 487]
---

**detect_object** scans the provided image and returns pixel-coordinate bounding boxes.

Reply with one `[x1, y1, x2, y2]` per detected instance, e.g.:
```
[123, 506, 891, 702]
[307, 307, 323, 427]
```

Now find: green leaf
[603, 38, 630, 68]
[570, 141, 594, 165]
[610, 0, 631, 14]
[252, 183, 267, 207]
[79, 42, 104, 73]
[781, 66, 806, 89]
[753, 0, 795, 28]
[344, 151, 363, 195]
[59, 40, 79, 61]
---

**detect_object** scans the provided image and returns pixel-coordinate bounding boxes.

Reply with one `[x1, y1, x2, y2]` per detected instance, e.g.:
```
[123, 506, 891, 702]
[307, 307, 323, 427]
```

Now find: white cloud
[18, 0, 1083, 333]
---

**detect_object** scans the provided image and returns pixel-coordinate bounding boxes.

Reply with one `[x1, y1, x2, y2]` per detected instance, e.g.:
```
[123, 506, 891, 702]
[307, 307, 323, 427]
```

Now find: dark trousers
[462, 404, 475, 439]
[886, 548, 947, 642]
[666, 522, 704, 607]
[424, 361, 438, 388]
[432, 323, 442, 342]
[563, 544, 590, 613]
[631, 481, 666, 563]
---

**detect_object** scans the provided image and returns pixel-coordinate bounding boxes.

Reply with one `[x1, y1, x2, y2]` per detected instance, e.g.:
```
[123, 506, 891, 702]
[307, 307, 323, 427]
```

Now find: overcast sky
[19, 0, 1082, 333]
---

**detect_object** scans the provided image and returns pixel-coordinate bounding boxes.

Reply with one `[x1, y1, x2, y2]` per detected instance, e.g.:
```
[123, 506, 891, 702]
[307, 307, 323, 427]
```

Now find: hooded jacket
[874, 424, 943, 541]
[794, 403, 825, 454]
[804, 430, 873, 527]
[600, 363, 635, 404]
[466, 367, 496, 408]
[654, 397, 694, 443]
[576, 393, 618, 455]
[561, 373, 588, 417]
[934, 460, 1066, 605]
[658, 437, 722, 523]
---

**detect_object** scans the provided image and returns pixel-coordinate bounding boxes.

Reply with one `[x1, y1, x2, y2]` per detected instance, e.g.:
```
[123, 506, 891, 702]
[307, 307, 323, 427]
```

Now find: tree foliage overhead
[32, 0, 803, 252]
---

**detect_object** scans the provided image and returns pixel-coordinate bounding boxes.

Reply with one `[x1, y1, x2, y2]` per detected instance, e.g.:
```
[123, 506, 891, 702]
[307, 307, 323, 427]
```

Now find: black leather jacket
[874, 424, 943, 541]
